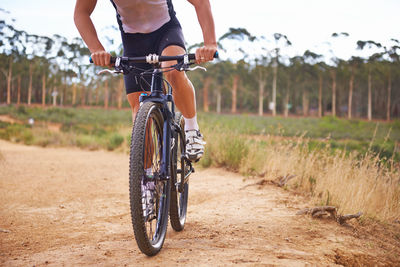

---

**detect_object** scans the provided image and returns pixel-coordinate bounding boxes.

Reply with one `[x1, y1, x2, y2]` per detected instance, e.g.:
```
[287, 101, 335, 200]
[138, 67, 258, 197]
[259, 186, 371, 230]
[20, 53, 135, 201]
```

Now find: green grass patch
[0, 105, 131, 126]
[1, 106, 399, 160]
[0, 106, 131, 151]
[198, 113, 400, 143]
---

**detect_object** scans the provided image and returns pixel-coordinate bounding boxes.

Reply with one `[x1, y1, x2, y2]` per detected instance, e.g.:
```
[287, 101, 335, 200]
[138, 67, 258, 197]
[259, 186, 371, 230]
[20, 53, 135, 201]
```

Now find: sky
[1, 0, 399, 61]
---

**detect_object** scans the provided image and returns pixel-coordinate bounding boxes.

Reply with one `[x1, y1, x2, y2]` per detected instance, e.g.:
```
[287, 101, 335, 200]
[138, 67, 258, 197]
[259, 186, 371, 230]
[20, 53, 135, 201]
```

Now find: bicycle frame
[139, 67, 176, 182]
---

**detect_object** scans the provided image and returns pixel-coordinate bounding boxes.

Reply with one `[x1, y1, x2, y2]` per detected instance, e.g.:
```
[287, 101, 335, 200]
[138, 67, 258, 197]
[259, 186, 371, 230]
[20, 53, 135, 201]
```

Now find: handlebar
[89, 52, 219, 65]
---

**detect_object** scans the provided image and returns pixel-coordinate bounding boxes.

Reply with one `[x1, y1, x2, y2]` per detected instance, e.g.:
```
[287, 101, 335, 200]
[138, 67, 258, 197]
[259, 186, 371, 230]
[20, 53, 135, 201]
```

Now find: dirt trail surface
[1, 140, 399, 266]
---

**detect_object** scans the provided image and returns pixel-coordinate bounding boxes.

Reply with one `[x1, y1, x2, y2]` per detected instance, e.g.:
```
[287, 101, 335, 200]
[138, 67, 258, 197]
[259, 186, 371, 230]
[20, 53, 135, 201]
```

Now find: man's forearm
[74, 10, 105, 53]
[190, 0, 217, 46]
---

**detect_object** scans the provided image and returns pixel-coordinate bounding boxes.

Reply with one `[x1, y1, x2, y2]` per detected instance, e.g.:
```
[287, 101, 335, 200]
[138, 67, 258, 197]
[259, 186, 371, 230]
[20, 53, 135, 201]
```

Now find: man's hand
[195, 44, 218, 64]
[90, 50, 112, 67]
[188, 0, 217, 64]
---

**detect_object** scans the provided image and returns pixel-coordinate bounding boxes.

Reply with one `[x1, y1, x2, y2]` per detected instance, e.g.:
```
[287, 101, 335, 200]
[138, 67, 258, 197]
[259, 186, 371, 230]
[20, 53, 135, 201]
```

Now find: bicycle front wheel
[129, 102, 170, 256]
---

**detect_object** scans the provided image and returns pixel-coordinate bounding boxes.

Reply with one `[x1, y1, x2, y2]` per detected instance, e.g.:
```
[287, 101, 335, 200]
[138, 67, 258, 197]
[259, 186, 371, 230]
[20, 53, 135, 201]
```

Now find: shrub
[107, 133, 124, 151]
[76, 135, 101, 150]
[0, 123, 33, 144]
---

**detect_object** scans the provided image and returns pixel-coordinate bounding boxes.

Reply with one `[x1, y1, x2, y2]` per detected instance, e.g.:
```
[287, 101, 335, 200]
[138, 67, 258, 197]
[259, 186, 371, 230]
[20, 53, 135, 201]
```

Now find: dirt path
[0, 140, 398, 266]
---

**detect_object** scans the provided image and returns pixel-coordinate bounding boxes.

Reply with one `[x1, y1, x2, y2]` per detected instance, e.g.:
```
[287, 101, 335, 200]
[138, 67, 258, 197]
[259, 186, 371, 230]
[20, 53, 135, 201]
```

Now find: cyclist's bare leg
[127, 92, 144, 124]
[162, 45, 205, 161]
[161, 45, 196, 119]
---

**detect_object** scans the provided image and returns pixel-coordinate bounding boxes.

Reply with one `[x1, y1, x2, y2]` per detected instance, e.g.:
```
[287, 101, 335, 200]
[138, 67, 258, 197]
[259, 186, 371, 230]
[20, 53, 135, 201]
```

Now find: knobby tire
[129, 102, 170, 256]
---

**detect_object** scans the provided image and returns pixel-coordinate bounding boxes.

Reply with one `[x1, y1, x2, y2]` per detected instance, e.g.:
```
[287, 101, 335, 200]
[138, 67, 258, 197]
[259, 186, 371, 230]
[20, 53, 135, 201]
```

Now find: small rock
[0, 228, 11, 233]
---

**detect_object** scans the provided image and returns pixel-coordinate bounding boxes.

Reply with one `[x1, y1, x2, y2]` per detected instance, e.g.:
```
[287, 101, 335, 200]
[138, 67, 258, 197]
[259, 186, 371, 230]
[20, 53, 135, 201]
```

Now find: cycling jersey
[110, 0, 176, 34]
[109, 0, 185, 94]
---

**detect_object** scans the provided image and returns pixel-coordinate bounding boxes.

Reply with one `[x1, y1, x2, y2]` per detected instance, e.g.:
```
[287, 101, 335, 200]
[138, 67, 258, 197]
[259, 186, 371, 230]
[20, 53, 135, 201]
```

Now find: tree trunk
[284, 90, 289, 117]
[88, 86, 93, 106]
[348, 68, 354, 119]
[387, 71, 392, 121]
[104, 80, 109, 109]
[61, 76, 67, 106]
[28, 63, 33, 105]
[258, 83, 264, 116]
[302, 90, 309, 116]
[80, 85, 86, 106]
[6, 57, 12, 105]
[117, 77, 124, 109]
[231, 75, 238, 113]
[318, 75, 323, 117]
[17, 75, 21, 105]
[216, 89, 221, 114]
[95, 86, 100, 106]
[203, 77, 211, 112]
[330, 70, 337, 116]
[72, 83, 77, 105]
[52, 88, 57, 106]
[41, 73, 46, 107]
[367, 67, 372, 121]
[272, 59, 277, 116]
[258, 70, 267, 116]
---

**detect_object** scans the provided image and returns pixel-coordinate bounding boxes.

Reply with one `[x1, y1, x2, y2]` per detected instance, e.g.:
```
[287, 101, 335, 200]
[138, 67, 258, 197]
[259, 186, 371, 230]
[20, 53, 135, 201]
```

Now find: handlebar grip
[188, 51, 219, 61]
[89, 56, 116, 64]
[188, 54, 196, 61]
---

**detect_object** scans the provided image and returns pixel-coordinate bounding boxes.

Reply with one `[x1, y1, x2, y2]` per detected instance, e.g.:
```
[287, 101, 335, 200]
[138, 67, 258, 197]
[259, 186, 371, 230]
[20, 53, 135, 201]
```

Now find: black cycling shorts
[121, 16, 186, 94]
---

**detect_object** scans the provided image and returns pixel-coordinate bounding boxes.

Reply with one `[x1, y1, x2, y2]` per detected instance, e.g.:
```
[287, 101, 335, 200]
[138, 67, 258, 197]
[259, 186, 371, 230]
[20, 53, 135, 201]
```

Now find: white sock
[184, 115, 199, 131]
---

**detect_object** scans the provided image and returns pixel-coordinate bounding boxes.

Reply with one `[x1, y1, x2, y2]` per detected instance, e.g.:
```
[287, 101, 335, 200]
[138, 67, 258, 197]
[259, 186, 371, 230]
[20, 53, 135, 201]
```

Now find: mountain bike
[94, 52, 217, 256]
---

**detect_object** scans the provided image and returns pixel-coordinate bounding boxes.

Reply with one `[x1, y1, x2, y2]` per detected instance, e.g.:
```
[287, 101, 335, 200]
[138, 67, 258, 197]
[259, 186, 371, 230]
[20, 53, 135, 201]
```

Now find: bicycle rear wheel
[170, 112, 189, 231]
[129, 102, 170, 256]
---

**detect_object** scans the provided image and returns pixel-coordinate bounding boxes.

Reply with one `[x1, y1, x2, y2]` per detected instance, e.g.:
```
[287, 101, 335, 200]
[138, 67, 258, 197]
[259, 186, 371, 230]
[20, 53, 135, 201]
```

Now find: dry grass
[202, 130, 400, 222]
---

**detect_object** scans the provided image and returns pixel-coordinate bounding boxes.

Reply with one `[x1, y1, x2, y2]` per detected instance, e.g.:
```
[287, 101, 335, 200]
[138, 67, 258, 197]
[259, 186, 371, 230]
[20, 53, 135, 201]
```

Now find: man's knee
[164, 70, 188, 89]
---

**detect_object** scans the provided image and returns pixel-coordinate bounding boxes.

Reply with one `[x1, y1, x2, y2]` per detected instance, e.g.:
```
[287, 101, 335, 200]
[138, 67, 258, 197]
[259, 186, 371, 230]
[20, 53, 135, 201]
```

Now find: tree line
[189, 29, 400, 121]
[1, 17, 399, 120]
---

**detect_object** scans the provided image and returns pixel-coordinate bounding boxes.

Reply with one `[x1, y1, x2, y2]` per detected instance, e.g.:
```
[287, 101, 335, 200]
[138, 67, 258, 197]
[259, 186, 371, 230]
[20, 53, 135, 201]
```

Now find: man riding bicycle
[74, 0, 217, 161]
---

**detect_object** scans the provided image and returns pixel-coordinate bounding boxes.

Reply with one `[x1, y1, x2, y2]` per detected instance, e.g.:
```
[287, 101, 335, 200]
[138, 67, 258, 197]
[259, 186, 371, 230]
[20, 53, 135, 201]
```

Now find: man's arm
[187, 0, 217, 63]
[74, 0, 110, 66]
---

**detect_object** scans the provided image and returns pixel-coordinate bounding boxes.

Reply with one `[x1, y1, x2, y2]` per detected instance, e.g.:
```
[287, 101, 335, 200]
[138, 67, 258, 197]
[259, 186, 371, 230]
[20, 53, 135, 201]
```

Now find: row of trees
[1, 16, 399, 120]
[0, 16, 125, 109]
[188, 29, 400, 120]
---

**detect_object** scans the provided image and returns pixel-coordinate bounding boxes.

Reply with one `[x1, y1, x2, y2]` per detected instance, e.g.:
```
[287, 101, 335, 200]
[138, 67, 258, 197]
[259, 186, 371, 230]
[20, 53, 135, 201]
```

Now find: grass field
[0, 105, 132, 151]
[199, 112, 400, 161]
[1, 105, 399, 222]
[1, 105, 399, 155]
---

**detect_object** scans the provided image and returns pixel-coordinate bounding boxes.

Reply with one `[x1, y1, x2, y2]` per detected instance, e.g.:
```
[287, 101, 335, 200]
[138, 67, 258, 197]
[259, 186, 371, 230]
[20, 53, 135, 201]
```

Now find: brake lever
[96, 69, 123, 75]
[180, 65, 207, 72]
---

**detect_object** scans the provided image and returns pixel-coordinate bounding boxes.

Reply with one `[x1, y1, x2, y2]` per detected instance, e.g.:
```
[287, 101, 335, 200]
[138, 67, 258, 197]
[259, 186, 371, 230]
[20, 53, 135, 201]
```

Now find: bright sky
[1, 0, 399, 61]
